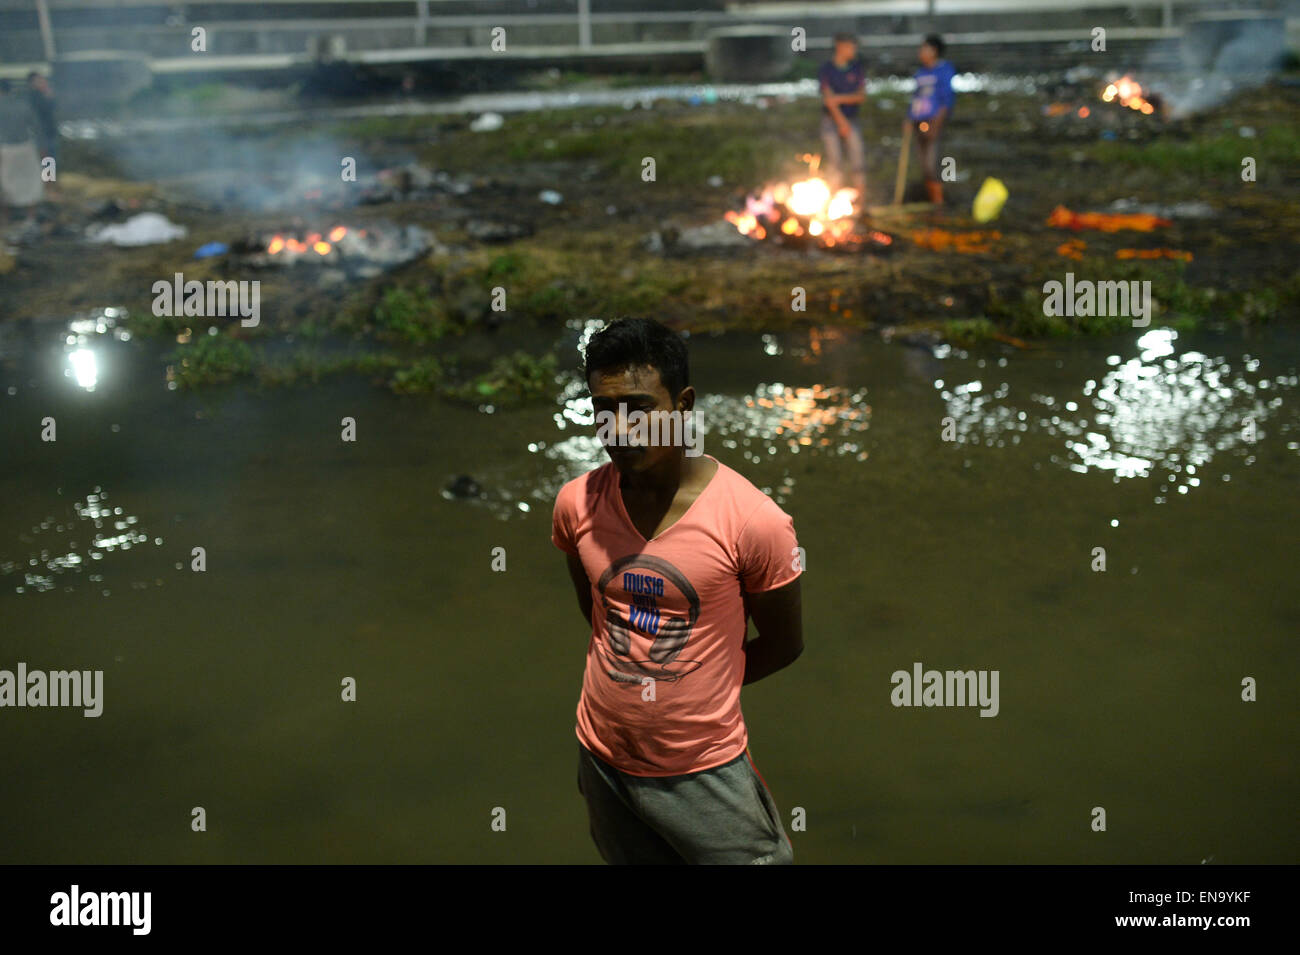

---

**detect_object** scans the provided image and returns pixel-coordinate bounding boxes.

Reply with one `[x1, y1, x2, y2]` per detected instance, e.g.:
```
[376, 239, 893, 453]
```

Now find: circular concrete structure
[705, 26, 793, 83]
[53, 51, 152, 106]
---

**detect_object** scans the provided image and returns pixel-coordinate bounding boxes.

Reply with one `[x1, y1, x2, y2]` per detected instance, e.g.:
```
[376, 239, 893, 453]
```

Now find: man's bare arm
[821, 83, 851, 129]
[565, 551, 593, 627]
[742, 577, 804, 685]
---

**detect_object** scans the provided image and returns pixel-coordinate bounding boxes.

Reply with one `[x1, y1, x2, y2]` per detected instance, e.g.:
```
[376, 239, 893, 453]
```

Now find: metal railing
[0, 0, 1268, 69]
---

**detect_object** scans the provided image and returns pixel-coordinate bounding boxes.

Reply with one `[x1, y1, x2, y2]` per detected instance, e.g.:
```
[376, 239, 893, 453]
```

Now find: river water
[1, 314, 1296, 863]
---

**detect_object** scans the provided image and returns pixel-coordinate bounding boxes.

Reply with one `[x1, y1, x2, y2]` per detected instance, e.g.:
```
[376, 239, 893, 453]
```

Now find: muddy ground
[2, 74, 1298, 394]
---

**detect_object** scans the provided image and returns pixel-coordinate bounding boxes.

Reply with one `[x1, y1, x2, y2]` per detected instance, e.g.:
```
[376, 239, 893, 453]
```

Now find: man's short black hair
[923, 34, 946, 57]
[27, 71, 42, 83]
[583, 317, 690, 401]
[833, 33, 859, 47]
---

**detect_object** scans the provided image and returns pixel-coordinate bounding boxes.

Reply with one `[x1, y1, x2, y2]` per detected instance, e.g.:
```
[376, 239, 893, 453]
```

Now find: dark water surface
[2, 316, 1296, 863]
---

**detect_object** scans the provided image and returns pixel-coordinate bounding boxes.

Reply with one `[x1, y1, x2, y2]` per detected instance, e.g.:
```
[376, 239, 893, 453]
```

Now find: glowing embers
[725, 155, 894, 252]
[240, 221, 434, 278]
[265, 224, 350, 259]
[1102, 76, 1157, 115]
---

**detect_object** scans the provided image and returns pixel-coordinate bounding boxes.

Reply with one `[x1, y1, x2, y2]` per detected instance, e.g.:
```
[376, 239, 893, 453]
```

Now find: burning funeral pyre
[726, 156, 894, 252]
[1101, 75, 1162, 117]
[233, 221, 435, 278]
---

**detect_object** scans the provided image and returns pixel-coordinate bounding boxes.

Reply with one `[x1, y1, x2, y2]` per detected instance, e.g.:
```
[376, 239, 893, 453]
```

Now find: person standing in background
[26, 73, 58, 171]
[0, 79, 44, 239]
[818, 33, 868, 194]
[907, 34, 956, 205]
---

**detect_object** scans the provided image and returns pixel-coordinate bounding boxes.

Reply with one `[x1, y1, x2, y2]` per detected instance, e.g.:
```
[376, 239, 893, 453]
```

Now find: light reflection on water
[1, 487, 164, 596]
[13, 317, 1296, 556]
[937, 329, 1297, 502]
[444, 325, 1298, 517]
[62, 307, 132, 393]
[521, 376, 873, 510]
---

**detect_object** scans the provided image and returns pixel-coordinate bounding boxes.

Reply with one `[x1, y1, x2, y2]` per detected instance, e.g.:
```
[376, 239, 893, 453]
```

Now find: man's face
[834, 41, 857, 64]
[919, 43, 937, 67]
[588, 364, 694, 475]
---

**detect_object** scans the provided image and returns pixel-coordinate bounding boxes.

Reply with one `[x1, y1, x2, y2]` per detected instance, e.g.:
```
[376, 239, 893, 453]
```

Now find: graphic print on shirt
[911, 77, 936, 118]
[595, 553, 703, 684]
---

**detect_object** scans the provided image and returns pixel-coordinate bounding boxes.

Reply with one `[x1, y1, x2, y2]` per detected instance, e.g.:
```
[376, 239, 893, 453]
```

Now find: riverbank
[2, 73, 1297, 396]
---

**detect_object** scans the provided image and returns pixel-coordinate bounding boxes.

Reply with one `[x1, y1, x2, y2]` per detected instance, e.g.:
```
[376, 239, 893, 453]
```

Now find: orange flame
[266, 226, 350, 255]
[726, 155, 865, 248]
[1102, 76, 1155, 114]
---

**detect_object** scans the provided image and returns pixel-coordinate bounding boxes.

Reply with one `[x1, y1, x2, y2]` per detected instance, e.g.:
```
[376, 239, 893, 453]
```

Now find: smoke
[74, 118, 402, 213]
[1160, 17, 1288, 118]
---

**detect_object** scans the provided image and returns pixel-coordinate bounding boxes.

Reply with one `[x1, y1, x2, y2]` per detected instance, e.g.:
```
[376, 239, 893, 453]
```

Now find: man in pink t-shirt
[552, 318, 804, 864]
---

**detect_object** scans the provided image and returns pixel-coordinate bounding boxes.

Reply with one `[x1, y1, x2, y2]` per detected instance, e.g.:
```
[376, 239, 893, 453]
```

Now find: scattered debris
[972, 177, 1009, 223]
[647, 220, 754, 255]
[1107, 198, 1214, 219]
[86, 212, 187, 246]
[444, 475, 484, 499]
[470, 112, 504, 132]
[194, 242, 228, 259]
[538, 190, 564, 205]
[466, 219, 534, 243]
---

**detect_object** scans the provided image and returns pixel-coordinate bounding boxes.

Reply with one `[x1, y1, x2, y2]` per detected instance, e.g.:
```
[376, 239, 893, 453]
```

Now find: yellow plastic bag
[972, 177, 1008, 223]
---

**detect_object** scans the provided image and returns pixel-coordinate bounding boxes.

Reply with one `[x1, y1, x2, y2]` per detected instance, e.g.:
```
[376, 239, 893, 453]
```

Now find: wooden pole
[893, 121, 913, 206]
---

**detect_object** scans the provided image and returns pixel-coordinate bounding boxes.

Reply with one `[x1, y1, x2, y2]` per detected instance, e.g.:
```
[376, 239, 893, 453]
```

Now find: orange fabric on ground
[1048, 205, 1171, 232]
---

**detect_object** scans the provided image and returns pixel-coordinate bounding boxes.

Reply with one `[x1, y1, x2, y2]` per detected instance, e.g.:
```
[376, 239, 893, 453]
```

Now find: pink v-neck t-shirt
[551, 454, 802, 777]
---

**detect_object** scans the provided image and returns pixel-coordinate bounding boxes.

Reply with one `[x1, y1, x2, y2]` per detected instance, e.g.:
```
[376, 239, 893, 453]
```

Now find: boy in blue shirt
[818, 33, 867, 194]
[907, 34, 956, 205]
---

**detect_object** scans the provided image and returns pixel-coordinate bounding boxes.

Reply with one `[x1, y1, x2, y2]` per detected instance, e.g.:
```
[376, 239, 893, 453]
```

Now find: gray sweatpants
[819, 114, 866, 191]
[577, 742, 794, 865]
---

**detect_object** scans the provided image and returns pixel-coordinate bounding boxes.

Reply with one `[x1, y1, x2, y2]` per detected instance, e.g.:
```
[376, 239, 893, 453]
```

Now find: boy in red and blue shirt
[907, 34, 956, 205]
